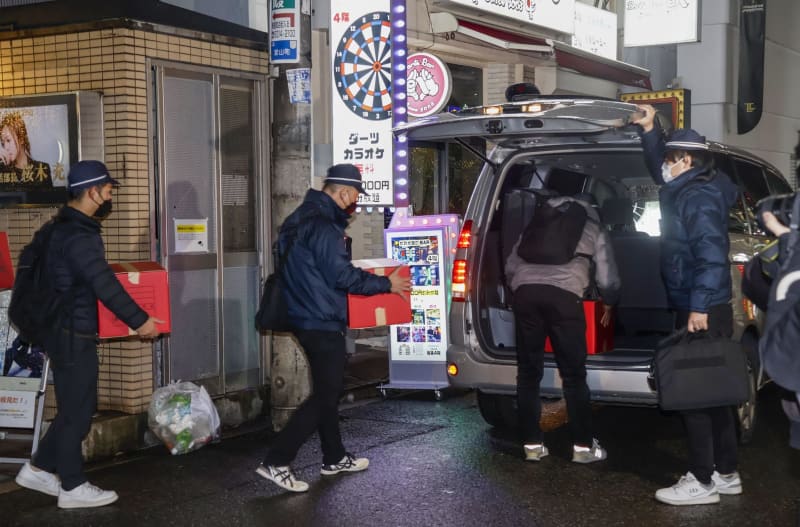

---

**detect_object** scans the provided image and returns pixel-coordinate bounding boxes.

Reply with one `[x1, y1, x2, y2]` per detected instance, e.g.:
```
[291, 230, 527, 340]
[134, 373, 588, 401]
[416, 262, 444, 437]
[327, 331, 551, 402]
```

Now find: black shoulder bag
[652, 328, 750, 411]
[255, 234, 299, 333]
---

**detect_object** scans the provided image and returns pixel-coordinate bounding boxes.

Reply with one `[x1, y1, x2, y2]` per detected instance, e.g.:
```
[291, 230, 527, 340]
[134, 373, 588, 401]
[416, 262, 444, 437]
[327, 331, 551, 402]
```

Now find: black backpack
[517, 199, 588, 265]
[8, 219, 71, 346]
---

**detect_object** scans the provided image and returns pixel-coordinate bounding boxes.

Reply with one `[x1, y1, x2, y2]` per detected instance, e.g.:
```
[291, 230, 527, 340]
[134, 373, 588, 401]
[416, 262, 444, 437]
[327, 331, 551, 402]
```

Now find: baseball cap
[67, 160, 120, 190]
[324, 163, 367, 195]
[665, 128, 708, 151]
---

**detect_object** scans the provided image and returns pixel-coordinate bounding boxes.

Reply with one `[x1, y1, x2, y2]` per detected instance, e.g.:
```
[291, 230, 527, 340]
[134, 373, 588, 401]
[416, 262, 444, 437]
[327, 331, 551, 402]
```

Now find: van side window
[765, 169, 792, 194]
[733, 158, 770, 213]
[715, 155, 749, 234]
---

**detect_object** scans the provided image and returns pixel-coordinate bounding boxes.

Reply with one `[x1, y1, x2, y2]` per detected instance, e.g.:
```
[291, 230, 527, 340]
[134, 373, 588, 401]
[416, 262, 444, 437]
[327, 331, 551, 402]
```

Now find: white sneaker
[523, 443, 549, 462]
[655, 472, 720, 506]
[58, 482, 119, 509]
[255, 464, 309, 492]
[320, 453, 369, 475]
[571, 438, 607, 464]
[712, 470, 743, 495]
[15, 462, 60, 497]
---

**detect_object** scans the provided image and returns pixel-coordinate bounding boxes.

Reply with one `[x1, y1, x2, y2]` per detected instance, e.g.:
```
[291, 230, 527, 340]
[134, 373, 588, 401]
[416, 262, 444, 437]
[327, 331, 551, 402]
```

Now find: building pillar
[269, 8, 313, 431]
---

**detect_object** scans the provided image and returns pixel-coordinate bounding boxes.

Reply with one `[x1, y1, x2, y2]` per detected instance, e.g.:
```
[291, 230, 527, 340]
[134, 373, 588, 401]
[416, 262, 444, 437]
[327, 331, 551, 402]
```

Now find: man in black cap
[256, 163, 410, 493]
[14, 160, 162, 509]
[633, 105, 741, 506]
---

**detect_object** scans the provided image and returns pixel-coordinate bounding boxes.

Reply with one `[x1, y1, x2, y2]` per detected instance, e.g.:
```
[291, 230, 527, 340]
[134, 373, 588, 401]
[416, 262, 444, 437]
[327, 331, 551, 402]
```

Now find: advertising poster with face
[385, 229, 447, 362]
[0, 94, 77, 206]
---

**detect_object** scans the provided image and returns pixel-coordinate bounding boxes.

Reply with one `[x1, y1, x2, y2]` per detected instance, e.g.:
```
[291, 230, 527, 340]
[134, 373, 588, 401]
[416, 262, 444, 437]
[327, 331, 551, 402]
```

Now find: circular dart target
[334, 11, 392, 121]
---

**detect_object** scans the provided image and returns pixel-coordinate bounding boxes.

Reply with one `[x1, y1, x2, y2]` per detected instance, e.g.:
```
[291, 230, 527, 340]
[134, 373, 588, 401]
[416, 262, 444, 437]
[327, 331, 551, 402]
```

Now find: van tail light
[452, 259, 468, 302]
[452, 221, 473, 302]
[457, 220, 473, 249]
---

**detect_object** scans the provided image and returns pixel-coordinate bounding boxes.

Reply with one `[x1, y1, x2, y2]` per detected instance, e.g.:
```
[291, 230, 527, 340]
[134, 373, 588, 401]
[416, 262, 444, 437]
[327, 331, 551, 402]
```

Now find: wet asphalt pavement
[0, 385, 798, 527]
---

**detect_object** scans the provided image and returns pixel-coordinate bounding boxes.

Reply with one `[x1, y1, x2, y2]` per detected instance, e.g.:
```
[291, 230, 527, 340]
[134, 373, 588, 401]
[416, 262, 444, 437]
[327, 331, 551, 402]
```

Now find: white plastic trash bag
[148, 381, 221, 455]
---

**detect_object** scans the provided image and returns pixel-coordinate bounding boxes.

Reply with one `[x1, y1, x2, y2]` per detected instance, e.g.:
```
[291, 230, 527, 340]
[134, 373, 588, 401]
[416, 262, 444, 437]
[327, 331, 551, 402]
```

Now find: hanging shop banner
[406, 53, 452, 118]
[331, 0, 393, 206]
[270, 0, 300, 64]
[385, 228, 448, 362]
[435, 0, 575, 35]
[737, 0, 766, 135]
[572, 2, 617, 60]
[624, 0, 699, 47]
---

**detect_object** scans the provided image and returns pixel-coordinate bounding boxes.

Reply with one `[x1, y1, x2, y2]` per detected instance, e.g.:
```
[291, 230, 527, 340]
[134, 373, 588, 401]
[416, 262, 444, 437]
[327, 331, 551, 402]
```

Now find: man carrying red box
[13, 161, 162, 509]
[505, 192, 620, 465]
[256, 163, 410, 494]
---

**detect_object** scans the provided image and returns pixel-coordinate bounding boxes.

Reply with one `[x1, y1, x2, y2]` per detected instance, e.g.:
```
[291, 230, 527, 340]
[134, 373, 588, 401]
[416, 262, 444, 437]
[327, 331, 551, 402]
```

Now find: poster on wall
[0, 94, 77, 206]
[331, 0, 394, 206]
[385, 229, 447, 362]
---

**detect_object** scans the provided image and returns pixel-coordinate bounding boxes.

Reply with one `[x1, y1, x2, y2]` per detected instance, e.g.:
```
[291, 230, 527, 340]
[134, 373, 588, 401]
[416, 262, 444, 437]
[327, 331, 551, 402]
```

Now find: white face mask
[661, 161, 679, 183]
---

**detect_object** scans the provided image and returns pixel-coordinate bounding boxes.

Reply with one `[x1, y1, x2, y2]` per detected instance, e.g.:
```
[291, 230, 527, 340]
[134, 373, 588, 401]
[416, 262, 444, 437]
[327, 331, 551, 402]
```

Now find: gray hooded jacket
[505, 196, 621, 305]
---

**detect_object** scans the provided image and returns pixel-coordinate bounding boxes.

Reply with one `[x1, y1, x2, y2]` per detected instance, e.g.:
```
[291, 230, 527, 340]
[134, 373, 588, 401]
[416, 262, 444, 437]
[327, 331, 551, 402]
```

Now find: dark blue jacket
[640, 127, 738, 312]
[48, 206, 149, 335]
[278, 189, 391, 332]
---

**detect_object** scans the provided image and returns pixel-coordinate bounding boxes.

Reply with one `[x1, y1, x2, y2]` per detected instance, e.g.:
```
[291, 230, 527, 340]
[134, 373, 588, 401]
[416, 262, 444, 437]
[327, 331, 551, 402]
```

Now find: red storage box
[0, 232, 13, 290]
[97, 262, 171, 338]
[348, 259, 411, 329]
[545, 300, 613, 355]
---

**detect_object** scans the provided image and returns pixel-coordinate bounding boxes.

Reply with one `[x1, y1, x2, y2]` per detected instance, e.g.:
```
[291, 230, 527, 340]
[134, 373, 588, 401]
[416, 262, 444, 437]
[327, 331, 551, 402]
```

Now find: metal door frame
[147, 59, 271, 394]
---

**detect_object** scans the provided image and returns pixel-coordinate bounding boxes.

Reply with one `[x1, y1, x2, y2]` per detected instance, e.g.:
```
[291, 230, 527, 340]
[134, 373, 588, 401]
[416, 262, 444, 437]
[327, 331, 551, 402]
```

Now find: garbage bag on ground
[148, 381, 221, 455]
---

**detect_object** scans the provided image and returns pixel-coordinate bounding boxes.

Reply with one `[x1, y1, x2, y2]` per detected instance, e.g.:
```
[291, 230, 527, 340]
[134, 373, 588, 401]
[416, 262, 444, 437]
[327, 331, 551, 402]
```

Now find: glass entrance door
[155, 65, 266, 395]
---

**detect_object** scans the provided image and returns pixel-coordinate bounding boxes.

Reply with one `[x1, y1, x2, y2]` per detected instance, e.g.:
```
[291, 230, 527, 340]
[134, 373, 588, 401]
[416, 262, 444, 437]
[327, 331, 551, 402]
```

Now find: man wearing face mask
[632, 105, 740, 506]
[256, 163, 411, 493]
[14, 160, 162, 509]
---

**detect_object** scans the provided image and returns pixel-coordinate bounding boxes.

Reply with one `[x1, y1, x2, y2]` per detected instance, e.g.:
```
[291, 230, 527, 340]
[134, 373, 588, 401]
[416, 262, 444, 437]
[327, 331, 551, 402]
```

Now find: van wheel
[736, 362, 758, 445]
[476, 391, 517, 430]
[737, 334, 760, 445]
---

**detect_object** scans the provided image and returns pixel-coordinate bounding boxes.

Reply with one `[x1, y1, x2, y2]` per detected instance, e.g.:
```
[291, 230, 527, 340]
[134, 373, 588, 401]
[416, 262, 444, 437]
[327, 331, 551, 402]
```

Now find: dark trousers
[33, 332, 98, 491]
[513, 284, 593, 446]
[264, 329, 348, 467]
[675, 304, 738, 484]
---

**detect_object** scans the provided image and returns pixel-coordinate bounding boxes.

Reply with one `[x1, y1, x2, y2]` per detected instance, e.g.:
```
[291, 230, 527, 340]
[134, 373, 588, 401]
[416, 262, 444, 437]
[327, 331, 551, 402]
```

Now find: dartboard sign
[333, 11, 392, 121]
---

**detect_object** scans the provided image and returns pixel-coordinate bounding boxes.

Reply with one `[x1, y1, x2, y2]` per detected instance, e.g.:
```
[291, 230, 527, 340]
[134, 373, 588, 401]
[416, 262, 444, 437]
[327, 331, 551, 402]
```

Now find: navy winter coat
[278, 189, 391, 332]
[48, 206, 149, 335]
[640, 127, 738, 313]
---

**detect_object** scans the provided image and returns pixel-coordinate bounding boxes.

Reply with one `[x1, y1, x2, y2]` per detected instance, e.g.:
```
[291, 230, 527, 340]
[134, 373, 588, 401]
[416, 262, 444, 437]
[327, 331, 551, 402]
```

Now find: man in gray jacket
[506, 194, 620, 463]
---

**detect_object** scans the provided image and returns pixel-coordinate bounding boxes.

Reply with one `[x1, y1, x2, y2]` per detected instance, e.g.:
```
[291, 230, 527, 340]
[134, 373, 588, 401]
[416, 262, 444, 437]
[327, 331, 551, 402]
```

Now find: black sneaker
[320, 453, 369, 476]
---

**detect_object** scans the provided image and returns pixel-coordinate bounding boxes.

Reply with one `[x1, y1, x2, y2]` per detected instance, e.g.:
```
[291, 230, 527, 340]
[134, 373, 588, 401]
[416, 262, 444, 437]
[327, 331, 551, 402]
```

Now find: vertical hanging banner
[331, 0, 394, 206]
[270, 0, 300, 64]
[737, 0, 766, 135]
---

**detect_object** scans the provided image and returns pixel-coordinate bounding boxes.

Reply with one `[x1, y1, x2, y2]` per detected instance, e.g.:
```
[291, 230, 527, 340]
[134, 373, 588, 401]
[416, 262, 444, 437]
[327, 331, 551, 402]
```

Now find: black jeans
[675, 304, 738, 484]
[263, 329, 348, 467]
[513, 284, 593, 446]
[33, 332, 98, 491]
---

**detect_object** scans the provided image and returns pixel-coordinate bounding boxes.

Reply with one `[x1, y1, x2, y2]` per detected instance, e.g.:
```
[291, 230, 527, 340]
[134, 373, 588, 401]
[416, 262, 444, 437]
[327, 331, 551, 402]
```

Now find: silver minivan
[398, 98, 792, 442]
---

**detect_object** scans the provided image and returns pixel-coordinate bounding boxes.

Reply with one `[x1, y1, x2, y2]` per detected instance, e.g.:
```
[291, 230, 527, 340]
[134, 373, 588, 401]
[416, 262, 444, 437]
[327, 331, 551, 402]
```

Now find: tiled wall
[0, 27, 269, 415]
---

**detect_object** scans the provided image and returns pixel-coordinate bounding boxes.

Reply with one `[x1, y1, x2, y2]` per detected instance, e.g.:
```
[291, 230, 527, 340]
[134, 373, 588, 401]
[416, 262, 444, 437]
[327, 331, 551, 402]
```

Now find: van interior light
[483, 106, 503, 115]
[523, 104, 542, 113]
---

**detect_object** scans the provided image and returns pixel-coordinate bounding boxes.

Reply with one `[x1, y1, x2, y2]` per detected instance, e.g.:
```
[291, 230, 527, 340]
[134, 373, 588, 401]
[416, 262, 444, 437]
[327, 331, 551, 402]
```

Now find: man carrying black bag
[632, 106, 742, 506]
[255, 164, 410, 493]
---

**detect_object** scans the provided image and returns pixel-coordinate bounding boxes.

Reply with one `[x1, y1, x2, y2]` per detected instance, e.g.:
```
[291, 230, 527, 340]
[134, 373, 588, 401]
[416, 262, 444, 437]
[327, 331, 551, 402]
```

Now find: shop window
[409, 144, 440, 217]
[160, 0, 267, 32]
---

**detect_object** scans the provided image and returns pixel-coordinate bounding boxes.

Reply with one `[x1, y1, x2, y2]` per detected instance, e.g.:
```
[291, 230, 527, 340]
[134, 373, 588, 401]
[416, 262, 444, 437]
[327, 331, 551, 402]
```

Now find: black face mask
[94, 199, 113, 220]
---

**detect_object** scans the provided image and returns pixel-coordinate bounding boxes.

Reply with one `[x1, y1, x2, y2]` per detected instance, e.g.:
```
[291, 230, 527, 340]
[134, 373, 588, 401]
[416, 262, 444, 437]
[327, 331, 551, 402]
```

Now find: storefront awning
[456, 19, 652, 90]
